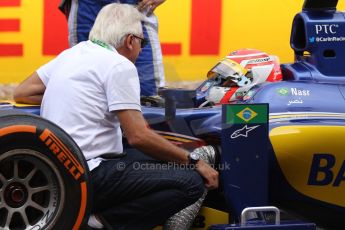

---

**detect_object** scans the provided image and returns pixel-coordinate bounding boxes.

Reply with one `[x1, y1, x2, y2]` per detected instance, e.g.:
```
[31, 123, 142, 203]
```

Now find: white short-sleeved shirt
[37, 40, 141, 170]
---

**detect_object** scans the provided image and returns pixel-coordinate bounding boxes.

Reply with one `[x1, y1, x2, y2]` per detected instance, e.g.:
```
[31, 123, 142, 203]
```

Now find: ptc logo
[236, 107, 257, 122]
[277, 88, 289, 96]
[315, 24, 339, 34]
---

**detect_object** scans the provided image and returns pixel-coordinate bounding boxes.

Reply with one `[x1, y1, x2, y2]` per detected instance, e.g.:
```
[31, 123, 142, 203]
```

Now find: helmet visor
[207, 59, 247, 80]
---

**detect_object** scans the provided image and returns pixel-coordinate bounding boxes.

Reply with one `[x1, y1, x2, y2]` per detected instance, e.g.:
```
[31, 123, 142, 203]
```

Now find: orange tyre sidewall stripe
[0, 124, 88, 228]
[0, 125, 36, 137]
[72, 182, 88, 230]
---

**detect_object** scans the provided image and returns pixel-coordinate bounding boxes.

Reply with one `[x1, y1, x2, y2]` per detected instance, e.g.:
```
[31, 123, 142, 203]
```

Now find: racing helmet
[206, 48, 282, 104]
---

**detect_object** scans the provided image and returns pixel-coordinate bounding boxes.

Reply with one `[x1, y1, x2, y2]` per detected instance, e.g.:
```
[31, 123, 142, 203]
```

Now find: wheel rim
[0, 149, 65, 230]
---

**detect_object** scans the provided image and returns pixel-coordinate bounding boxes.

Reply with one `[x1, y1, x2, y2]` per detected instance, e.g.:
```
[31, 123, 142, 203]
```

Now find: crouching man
[14, 3, 218, 229]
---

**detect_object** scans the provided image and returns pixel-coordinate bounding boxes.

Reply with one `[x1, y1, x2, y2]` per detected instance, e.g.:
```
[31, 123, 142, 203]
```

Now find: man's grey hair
[89, 3, 143, 48]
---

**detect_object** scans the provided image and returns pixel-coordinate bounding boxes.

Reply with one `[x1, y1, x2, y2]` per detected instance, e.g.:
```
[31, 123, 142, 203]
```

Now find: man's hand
[137, 0, 166, 16]
[195, 160, 219, 190]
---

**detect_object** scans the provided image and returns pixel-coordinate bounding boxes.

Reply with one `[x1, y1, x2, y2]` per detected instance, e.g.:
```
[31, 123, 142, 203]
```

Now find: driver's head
[206, 48, 282, 103]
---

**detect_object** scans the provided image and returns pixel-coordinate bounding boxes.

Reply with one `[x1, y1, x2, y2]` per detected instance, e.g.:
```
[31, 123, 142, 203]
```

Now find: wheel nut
[11, 188, 24, 203]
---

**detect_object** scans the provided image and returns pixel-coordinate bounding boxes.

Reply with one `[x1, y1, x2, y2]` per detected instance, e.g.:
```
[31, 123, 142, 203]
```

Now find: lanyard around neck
[91, 39, 114, 51]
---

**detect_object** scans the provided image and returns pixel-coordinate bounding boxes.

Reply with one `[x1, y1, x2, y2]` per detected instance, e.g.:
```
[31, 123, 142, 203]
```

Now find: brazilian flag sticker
[226, 104, 268, 124]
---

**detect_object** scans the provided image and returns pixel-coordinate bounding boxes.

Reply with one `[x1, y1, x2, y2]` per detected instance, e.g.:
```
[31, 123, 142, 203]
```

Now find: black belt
[100, 152, 127, 159]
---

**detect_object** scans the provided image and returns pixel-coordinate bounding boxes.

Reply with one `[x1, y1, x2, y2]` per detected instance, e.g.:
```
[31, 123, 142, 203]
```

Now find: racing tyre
[0, 110, 91, 230]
